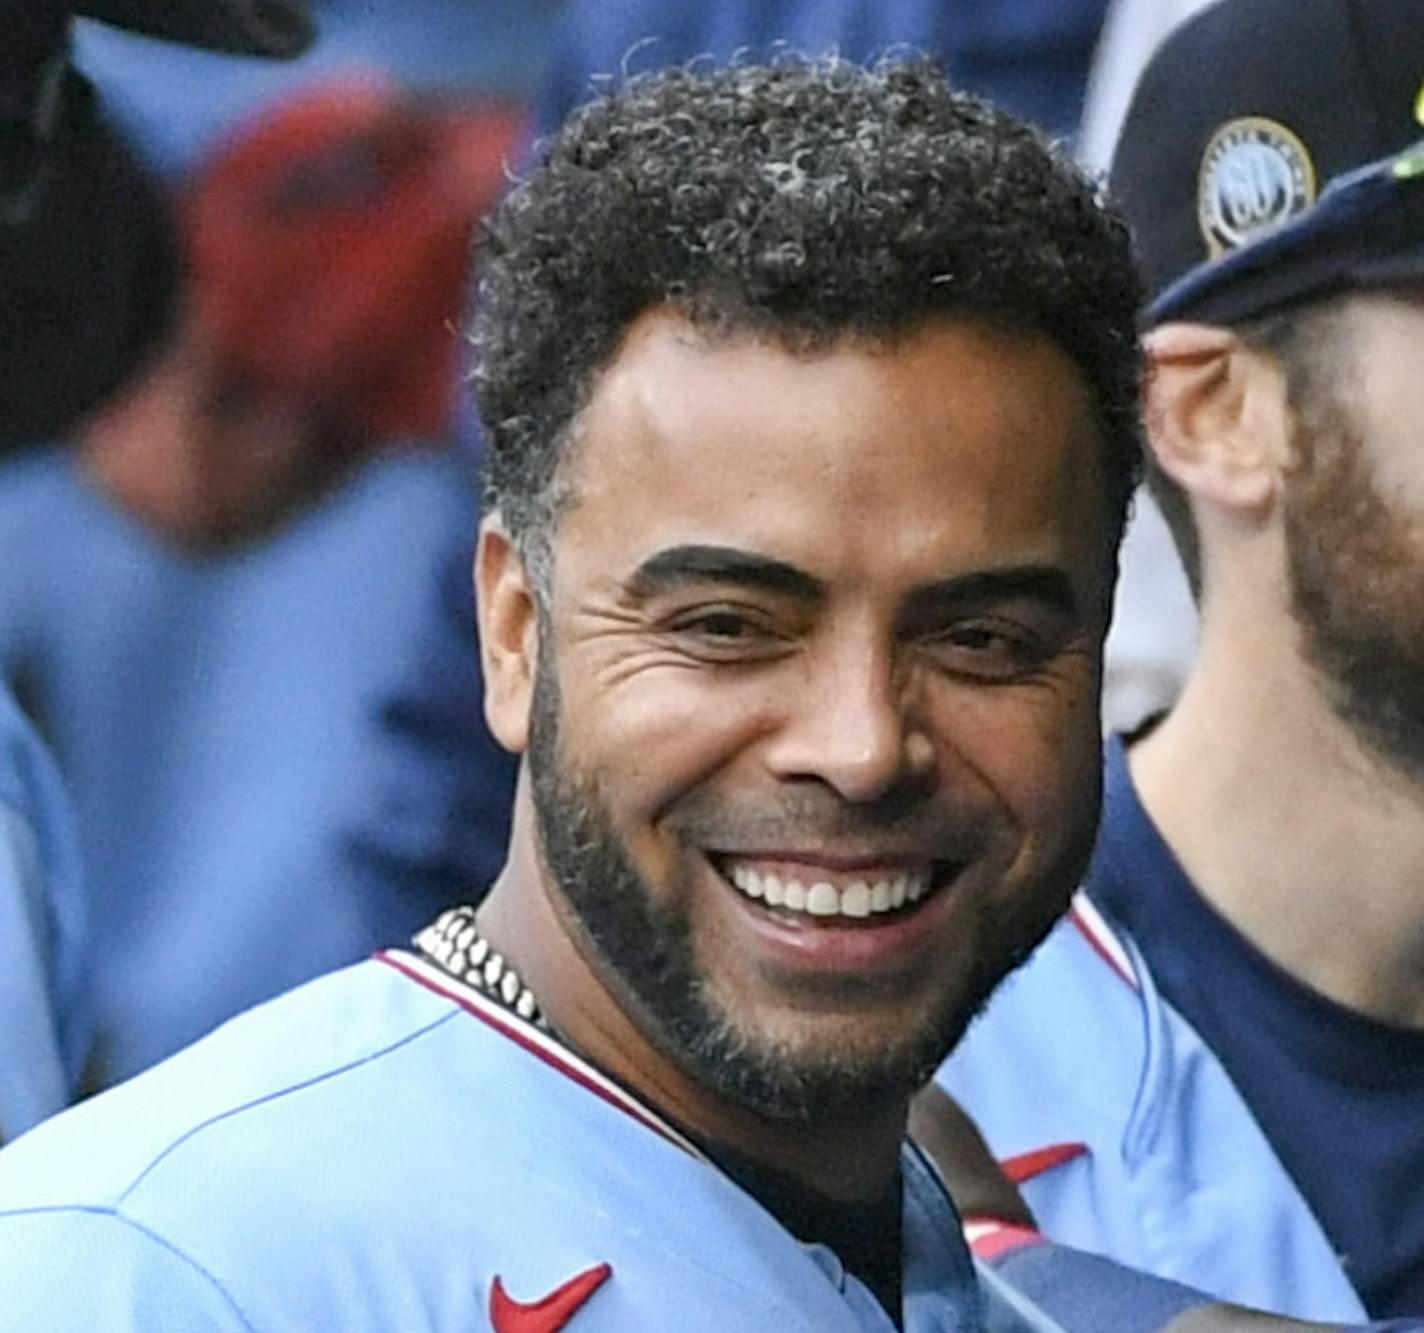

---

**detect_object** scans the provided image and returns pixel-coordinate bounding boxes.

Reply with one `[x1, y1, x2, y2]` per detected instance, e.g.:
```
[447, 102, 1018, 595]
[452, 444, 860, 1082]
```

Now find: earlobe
[1144, 323, 1288, 517]
[475, 520, 539, 754]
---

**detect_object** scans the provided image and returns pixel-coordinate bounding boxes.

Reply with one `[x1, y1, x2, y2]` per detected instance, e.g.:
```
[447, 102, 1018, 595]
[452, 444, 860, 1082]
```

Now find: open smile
[711, 855, 964, 926]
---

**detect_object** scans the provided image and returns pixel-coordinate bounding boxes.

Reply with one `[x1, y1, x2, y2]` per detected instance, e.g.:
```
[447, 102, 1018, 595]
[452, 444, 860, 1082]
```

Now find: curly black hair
[470, 57, 1143, 575]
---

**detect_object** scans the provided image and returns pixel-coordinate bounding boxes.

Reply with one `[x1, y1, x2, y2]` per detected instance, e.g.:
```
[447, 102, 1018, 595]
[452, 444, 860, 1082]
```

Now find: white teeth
[725, 864, 936, 920]
[806, 882, 839, 916]
[841, 881, 871, 918]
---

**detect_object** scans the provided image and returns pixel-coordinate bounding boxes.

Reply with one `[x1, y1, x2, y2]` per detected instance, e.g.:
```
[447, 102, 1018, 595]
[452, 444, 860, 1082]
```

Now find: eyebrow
[625, 545, 824, 601]
[903, 566, 1079, 619]
[626, 546, 1079, 618]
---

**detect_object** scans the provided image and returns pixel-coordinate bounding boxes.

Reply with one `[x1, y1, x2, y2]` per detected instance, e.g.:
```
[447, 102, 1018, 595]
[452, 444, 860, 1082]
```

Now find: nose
[763, 633, 934, 803]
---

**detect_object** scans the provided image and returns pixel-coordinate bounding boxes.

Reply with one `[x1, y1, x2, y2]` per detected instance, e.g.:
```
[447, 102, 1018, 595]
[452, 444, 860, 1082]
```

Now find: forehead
[557, 307, 1109, 591]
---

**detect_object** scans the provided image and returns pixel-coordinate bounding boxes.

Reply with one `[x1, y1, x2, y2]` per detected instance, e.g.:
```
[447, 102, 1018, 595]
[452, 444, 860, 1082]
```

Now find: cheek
[561, 666, 775, 819]
[934, 675, 1103, 838]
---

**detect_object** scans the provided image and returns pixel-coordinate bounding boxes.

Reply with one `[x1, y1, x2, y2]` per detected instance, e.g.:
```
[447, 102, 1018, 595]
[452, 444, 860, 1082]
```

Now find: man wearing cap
[938, 0, 1424, 1321]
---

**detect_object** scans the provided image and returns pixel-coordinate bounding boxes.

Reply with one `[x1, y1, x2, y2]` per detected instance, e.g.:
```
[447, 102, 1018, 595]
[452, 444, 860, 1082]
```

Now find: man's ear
[475, 520, 540, 754]
[1144, 322, 1292, 518]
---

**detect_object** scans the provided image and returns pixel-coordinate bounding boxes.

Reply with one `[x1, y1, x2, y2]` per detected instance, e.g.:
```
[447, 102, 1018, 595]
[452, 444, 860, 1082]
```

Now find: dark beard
[525, 648, 1076, 1124]
[1283, 410, 1424, 786]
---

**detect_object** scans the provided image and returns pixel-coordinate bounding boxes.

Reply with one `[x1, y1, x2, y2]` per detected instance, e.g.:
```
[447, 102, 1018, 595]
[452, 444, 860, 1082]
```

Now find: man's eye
[925, 622, 1051, 679]
[664, 607, 785, 661]
[685, 611, 755, 639]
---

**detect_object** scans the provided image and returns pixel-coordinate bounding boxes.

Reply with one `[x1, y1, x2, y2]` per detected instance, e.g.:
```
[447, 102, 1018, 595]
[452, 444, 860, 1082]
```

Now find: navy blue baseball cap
[1109, 0, 1424, 327]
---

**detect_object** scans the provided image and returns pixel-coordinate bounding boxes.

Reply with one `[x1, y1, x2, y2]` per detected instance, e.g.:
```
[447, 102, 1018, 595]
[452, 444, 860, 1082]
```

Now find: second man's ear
[474, 520, 540, 754]
[1143, 322, 1293, 518]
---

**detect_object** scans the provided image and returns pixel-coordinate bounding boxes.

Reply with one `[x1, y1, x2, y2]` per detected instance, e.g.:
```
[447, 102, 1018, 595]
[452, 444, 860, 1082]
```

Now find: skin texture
[1281, 288, 1424, 786]
[477, 308, 1115, 1200]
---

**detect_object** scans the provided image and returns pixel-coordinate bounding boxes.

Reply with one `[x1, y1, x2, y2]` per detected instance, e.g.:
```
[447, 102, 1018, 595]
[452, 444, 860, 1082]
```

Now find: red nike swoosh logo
[489, 1263, 612, 1333]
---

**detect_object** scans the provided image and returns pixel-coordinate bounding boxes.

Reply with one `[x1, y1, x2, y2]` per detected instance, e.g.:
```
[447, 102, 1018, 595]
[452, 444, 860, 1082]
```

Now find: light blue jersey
[0, 951, 1088, 1332]
[0, 683, 87, 1144]
[940, 893, 1368, 1322]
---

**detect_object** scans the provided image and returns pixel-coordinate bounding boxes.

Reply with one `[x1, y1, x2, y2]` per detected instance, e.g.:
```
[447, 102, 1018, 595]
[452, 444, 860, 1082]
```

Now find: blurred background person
[71, 0, 557, 178]
[0, 73, 521, 1091]
[0, 0, 315, 1141]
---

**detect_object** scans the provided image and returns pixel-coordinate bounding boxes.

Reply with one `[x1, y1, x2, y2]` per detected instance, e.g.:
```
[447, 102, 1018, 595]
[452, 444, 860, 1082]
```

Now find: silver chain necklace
[413, 905, 549, 1031]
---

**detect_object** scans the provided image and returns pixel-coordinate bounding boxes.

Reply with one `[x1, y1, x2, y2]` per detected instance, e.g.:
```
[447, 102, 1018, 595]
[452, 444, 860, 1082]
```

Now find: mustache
[664, 785, 984, 857]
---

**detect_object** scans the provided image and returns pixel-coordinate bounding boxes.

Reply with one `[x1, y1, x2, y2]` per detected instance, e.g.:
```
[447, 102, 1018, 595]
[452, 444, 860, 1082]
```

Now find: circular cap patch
[1197, 116, 1317, 256]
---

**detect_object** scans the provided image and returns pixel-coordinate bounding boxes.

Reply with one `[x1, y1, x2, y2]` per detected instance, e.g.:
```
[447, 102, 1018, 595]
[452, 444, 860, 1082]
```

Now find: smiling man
[470, 307, 1119, 1236]
[0, 58, 1162, 1330]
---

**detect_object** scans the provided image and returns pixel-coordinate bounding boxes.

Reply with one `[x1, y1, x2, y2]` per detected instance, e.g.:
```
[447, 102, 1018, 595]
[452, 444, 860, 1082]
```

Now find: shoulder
[0, 955, 855, 1330]
[936, 894, 1152, 1214]
[0, 957, 462, 1212]
[0, 1207, 256, 1331]
[943, 894, 1149, 1114]
[940, 898, 1367, 1317]
[0, 956, 497, 1326]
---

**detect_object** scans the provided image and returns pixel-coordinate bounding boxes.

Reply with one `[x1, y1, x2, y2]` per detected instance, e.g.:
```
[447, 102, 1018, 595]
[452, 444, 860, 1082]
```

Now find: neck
[476, 794, 906, 1202]
[1131, 600, 1424, 1028]
[77, 343, 210, 530]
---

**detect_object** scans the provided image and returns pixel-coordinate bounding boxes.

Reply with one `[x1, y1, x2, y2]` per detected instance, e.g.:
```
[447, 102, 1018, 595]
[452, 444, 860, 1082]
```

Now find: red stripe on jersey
[1000, 1141, 1089, 1183]
[376, 950, 701, 1158]
[963, 1216, 1046, 1261]
[1067, 897, 1138, 990]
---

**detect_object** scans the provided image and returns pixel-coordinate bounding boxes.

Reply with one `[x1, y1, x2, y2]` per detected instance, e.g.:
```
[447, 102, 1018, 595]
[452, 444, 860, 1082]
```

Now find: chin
[671, 983, 981, 1124]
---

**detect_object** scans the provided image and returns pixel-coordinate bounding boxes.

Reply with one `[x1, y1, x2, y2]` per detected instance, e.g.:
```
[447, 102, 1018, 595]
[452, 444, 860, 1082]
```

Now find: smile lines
[727, 862, 931, 920]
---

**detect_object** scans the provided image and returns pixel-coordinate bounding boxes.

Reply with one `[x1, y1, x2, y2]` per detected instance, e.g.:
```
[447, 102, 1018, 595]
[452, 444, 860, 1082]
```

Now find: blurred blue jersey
[0, 449, 502, 1085]
[940, 894, 1369, 1322]
[0, 683, 88, 1142]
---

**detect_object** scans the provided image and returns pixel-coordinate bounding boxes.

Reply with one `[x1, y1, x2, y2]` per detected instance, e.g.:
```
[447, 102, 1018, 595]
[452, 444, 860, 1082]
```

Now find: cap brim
[1148, 237, 1424, 328]
[1146, 152, 1424, 326]
[76, 0, 316, 59]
